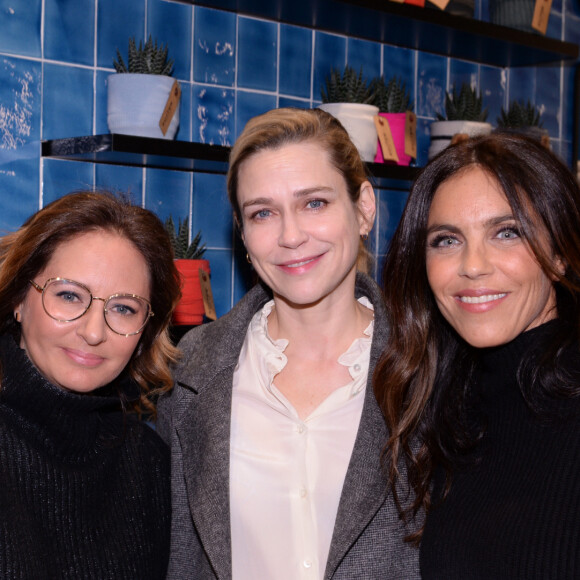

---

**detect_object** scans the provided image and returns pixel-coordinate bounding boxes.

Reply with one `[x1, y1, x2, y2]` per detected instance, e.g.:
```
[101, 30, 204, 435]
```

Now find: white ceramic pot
[319, 103, 379, 162]
[107, 74, 180, 140]
[428, 120, 492, 159]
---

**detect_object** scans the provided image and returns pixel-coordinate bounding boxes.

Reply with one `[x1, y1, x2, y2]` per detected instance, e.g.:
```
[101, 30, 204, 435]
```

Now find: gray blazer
[157, 273, 420, 579]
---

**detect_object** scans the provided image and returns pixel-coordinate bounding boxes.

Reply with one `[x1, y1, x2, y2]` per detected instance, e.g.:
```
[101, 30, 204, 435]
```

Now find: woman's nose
[76, 299, 108, 345]
[458, 242, 493, 279]
[278, 214, 308, 248]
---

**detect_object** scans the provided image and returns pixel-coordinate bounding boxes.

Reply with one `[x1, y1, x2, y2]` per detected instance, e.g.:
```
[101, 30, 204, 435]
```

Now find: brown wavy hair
[0, 191, 182, 416]
[227, 107, 373, 272]
[373, 132, 580, 543]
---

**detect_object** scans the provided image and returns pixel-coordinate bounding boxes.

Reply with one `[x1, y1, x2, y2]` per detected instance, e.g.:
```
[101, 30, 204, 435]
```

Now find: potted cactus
[164, 217, 210, 325]
[495, 100, 549, 146]
[371, 76, 414, 166]
[429, 83, 492, 159]
[107, 36, 181, 140]
[318, 66, 379, 162]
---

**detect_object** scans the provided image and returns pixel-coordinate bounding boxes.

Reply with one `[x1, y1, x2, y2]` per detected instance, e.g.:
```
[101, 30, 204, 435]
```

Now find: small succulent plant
[371, 76, 414, 113]
[113, 35, 174, 76]
[164, 217, 206, 260]
[497, 100, 543, 128]
[437, 83, 488, 122]
[321, 66, 375, 104]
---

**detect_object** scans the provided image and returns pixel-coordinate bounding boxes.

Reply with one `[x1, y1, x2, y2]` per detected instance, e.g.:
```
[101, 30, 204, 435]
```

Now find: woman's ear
[357, 181, 376, 236]
[554, 255, 566, 278]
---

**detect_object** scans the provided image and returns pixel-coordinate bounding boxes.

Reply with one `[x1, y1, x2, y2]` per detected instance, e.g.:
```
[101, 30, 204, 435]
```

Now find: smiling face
[425, 166, 559, 348]
[237, 141, 375, 310]
[15, 230, 151, 393]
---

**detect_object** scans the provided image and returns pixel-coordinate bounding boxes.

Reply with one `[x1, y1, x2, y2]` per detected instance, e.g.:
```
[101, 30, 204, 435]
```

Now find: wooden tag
[199, 269, 217, 321]
[532, 0, 552, 34]
[428, 0, 451, 10]
[159, 80, 181, 136]
[405, 111, 417, 159]
[374, 116, 399, 163]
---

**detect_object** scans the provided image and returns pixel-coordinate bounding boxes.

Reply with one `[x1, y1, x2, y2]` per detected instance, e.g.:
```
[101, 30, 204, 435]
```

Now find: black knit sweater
[0, 334, 170, 579]
[421, 322, 580, 579]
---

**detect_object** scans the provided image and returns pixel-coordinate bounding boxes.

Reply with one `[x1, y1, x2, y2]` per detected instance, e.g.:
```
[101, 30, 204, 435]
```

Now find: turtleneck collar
[0, 333, 126, 463]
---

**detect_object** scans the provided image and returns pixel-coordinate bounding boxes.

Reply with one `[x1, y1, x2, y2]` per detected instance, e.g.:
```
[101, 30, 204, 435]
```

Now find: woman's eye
[306, 199, 326, 210]
[56, 291, 81, 303]
[251, 208, 271, 220]
[429, 234, 459, 248]
[496, 226, 520, 240]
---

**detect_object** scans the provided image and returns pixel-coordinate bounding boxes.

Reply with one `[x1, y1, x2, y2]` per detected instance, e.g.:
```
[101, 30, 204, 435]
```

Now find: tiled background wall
[1, 0, 579, 317]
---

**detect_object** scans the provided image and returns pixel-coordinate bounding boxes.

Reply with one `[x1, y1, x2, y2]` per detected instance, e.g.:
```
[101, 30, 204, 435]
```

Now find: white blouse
[230, 298, 374, 580]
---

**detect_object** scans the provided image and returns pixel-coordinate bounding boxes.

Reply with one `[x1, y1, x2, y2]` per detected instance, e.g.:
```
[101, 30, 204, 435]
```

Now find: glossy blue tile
[44, 0, 95, 66]
[192, 84, 235, 145]
[148, 0, 192, 81]
[97, 0, 146, 70]
[42, 159, 95, 206]
[480, 65, 505, 126]
[564, 13, 580, 46]
[94, 164, 143, 200]
[546, 8, 562, 39]
[235, 91, 277, 139]
[507, 67, 537, 107]
[278, 97, 311, 109]
[382, 45, 416, 107]
[96, 70, 110, 135]
[237, 17, 277, 92]
[42, 63, 93, 140]
[347, 37, 381, 82]
[0, 0, 41, 57]
[417, 117, 433, 167]
[376, 188, 408, 254]
[314, 32, 347, 104]
[178, 81, 193, 142]
[536, 66, 561, 137]
[204, 248, 233, 317]
[145, 168, 191, 223]
[191, 172, 232, 249]
[417, 52, 447, 118]
[449, 59, 478, 94]
[193, 6, 236, 86]
[279, 24, 312, 99]
[233, 245, 255, 304]
[562, 64, 575, 144]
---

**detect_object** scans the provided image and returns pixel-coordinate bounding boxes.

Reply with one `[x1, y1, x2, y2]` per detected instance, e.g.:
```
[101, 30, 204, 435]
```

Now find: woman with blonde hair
[159, 107, 420, 579]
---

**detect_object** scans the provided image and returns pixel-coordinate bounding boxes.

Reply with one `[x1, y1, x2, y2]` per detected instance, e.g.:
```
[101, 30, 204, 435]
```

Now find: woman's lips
[278, 254, 322, 272]
[459, 293, 507, 304]
[63, 348, 105, 367]
[454, 290, 508, 311]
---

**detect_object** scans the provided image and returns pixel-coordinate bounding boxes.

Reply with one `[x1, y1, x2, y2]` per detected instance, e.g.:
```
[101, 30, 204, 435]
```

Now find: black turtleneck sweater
[421, 322, 580, 579]
[0, 334, 170, 579]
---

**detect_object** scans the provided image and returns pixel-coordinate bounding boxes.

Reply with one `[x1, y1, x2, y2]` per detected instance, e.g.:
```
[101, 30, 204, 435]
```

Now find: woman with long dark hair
[375, 132, 580, 578]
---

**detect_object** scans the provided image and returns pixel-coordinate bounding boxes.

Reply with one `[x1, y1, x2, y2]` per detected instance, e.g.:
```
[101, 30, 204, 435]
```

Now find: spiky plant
[437, 83, 488, 122]
[497, 100, 543, 128]
[371, 76, 414, 113]
[321, 66, 375, 104]
[164, 217, 206, 260]
[113, 35, 174, 76]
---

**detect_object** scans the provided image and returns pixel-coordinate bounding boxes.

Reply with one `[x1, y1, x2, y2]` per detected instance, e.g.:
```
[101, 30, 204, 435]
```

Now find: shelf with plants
[171, 0, 578, 67]
[40, 134, 419, 189]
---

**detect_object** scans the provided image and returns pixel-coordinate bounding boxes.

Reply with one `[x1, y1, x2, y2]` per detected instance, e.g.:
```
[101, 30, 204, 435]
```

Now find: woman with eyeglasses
[0, 191, 181, 579]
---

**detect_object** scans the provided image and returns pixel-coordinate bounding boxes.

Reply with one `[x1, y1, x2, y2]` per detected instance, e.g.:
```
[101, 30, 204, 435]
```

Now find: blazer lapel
[176, 365, 236, 580]
[324, 386, 389, 578]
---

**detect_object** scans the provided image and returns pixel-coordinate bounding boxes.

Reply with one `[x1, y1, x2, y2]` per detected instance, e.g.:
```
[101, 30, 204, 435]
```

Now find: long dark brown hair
[373, 132, 580, 542]
[0, 191, 182, 416]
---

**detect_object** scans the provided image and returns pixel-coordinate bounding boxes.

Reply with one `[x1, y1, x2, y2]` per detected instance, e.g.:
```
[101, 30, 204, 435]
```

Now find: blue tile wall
[1, 0, 579, 315]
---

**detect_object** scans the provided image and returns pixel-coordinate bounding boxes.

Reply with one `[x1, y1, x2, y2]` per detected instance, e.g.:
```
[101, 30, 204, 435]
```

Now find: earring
[361, 233, 369, 241]
[246, 253, 252, 264]
[14, 311, 21, 322]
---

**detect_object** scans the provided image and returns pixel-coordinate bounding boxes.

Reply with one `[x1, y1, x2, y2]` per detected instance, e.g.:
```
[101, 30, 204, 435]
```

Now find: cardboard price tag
[159, 80, 181, 136]
[199, 269, 217, 321]
[405, 111, 417, 159]
[532, 0, 552, 34]
[374, 116, 399, 163]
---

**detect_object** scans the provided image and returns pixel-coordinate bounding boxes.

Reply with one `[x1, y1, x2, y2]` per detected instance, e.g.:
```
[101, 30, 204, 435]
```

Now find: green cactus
[321, 66, 375, 104]
[497, 100, 543, 128]
[164, 217, 206, 260]
[437, 83, 488, 122]
[371, 76, 414, 113]
[113, 35, 174, 76]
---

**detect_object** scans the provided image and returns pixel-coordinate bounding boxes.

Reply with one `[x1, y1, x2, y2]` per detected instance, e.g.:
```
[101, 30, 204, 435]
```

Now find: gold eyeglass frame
[29, 277, 154, 337]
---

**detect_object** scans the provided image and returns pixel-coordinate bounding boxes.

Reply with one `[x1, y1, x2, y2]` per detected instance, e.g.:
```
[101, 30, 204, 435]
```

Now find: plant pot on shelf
[428, 120, 492, 159]
[173, 259, 211, 326]
[374, 113, 412, 166]
[107, 74, 180, 139]
[318, 103, 380, 162]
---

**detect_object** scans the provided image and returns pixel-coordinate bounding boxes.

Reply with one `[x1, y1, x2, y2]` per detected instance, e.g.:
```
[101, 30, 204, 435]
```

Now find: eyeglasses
[29, 278, 154, 337]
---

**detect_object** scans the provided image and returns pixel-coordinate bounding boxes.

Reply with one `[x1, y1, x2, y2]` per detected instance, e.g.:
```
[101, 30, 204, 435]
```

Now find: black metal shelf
[172, 0, 578, 67]
[41, 134, 419, 188]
